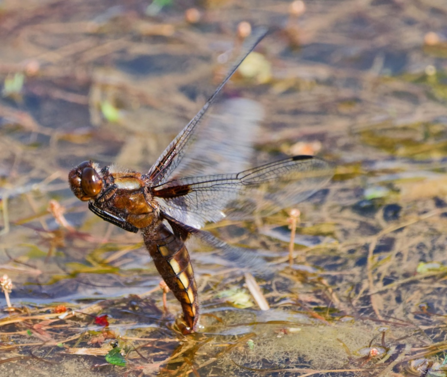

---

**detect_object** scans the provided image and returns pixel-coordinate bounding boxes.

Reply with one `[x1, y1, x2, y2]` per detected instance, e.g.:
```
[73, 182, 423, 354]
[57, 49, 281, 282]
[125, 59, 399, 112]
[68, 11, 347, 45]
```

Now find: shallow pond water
[1, 0, 447, 376]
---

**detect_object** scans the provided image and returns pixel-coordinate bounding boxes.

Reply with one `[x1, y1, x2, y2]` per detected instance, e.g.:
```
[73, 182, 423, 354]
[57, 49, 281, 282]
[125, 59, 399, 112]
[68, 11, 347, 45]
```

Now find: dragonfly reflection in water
[68, 29, 333, 334]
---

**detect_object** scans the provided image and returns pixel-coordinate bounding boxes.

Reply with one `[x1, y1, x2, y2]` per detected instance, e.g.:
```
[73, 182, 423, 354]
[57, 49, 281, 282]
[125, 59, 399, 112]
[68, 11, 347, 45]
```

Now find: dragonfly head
[68, 160, 103, 201]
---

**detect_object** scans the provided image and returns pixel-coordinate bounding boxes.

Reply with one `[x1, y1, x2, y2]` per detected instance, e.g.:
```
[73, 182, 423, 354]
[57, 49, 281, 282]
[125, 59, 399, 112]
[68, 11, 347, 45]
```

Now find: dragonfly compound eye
[68, 161, 103, 201]
[81, 167, 103, 198]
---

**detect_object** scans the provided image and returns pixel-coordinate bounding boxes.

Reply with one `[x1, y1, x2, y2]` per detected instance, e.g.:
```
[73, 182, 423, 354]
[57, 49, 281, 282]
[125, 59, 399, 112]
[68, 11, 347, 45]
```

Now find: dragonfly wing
[153, 156, 333, 229]
[171, 98, 264, 179]
[147, 28, 268, 186]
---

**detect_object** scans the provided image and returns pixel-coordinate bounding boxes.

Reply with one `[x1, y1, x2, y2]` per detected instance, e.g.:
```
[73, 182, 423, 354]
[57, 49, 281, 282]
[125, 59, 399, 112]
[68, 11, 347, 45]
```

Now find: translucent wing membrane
[147, 28, 268, 186]
[153, 156, 333, 229]
[189, 228, 272, 275]
[171, 98, 264, 179]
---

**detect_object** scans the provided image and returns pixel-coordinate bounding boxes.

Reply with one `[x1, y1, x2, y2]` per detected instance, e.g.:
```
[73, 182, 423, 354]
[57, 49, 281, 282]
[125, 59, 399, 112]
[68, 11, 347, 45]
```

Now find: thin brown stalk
[288, 209, 300, 266]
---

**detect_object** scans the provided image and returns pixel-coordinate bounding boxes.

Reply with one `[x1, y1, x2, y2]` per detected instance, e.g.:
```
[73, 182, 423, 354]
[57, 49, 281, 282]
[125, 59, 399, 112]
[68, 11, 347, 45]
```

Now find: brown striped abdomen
[142, 222, 198, 334]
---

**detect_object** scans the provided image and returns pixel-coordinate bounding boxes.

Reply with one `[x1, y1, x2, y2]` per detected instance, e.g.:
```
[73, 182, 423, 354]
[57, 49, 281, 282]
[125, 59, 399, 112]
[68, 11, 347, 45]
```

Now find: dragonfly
[68, 29, 333, 334]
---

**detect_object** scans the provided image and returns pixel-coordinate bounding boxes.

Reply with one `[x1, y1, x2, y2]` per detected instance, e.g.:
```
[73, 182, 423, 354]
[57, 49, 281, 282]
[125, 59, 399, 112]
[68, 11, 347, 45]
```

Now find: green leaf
[100, 100, 120, 123]
[105, 347, 126, 367]
[27, 330, 32, 336]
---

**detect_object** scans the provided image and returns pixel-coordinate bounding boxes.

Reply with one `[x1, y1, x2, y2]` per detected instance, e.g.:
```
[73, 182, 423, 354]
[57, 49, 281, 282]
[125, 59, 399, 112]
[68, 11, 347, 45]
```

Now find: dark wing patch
[154, 184, 192, 198]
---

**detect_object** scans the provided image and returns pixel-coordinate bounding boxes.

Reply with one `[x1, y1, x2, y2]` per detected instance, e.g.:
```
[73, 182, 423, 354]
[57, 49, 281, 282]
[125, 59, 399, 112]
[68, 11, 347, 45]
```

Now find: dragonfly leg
[88, 202, 138, 233]
[95, 184, 118, 203]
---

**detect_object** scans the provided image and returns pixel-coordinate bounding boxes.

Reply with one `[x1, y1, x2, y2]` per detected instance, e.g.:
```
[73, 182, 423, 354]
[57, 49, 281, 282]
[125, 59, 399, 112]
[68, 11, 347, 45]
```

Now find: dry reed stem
[245, 272, 270, 311]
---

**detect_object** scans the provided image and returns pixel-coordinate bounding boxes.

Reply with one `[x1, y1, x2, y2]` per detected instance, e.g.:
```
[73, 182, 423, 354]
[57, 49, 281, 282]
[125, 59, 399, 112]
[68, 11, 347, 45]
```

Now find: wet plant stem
[288, 209, 300, 266]
[160, 281, 169, 312]
[1, 275, 13, 309]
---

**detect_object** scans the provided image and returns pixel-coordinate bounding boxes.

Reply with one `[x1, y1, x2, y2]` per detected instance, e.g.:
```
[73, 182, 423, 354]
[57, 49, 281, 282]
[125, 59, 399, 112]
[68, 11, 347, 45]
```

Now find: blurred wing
[171, 98, 264, 179]
[153, 156, 333, 229]
[147, 28, 268, 186]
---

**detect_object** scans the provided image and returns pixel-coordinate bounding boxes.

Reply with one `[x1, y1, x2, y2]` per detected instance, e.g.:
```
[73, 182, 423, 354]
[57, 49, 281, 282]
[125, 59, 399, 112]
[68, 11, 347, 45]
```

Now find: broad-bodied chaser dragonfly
[68, 29, 333, 334]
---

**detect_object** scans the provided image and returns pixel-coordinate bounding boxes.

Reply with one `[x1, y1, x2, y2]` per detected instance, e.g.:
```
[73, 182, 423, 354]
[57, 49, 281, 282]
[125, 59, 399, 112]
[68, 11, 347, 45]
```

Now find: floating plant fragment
[238, 52, 272, 84]
[100, 100, 121, 123]
[53, 305, 67, 314]
[407, 358, 447, 377]
[364, 186, 390, 200]
[217, 288, 254, 308]
[416, 261, 445, 274]
[3, 72, 25, 98]
[105, 347, 126, 367]
[146, 0, 173, 16]
[94, 314, 110, 327]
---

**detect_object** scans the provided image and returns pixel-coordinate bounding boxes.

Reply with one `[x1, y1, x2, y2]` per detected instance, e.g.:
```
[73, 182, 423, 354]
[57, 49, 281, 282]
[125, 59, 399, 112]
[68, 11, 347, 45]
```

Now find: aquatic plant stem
[288, 209, 300, 266]
[1, 275, 13, 309]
